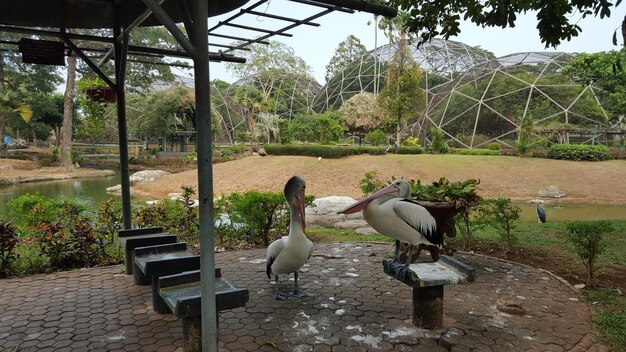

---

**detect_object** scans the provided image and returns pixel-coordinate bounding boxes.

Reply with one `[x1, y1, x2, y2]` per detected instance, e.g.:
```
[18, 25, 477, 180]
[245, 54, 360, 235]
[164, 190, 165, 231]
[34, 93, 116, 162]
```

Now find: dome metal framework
[312, 38, 495, 112]
[230, 71, 321, 119]
[419, 52, 611, 148]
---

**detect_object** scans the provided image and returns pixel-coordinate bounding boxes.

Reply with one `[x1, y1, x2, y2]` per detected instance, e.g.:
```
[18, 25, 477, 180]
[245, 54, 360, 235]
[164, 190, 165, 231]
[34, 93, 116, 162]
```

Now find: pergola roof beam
[208, 32, 270, 45]
[220, 22, 293, 37]
[246, 10, 321, 27]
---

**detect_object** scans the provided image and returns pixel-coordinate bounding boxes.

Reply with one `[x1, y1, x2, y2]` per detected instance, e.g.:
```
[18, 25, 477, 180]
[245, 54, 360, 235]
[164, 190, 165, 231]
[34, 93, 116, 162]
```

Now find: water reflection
[0, 169, 121, 219]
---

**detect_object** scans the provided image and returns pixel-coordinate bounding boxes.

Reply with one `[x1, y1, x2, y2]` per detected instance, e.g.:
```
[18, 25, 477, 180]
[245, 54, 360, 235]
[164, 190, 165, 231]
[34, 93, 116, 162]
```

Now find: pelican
[338, 179, 443, 279]
[266, 176, 313, 300]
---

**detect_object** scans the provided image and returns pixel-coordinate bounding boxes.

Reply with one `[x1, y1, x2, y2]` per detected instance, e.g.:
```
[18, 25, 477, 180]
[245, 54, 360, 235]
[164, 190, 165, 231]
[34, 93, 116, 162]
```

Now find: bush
[8, 193, 57, 230]
[566, 221, 614, 284]
[478, 198, 521, 253]
[403, 136, 419, 146]
[397, 146, 424, 154]
[548, 144, 612, 161]
[488, 143, 501, 151]
[359, 171, 385, 196]
[0, 222, 19, 278]
[264, 144, 386, 158]
[450, 148, 499, 156]
[364, 130, 387, 146]
[34, 221, 107, 270]
[429, 127, 449, 154]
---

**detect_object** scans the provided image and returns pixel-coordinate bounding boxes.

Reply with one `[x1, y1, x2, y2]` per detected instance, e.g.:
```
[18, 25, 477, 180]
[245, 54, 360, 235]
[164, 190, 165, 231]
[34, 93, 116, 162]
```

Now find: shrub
[450, 148, 499, 156]
[0, 222, 19, 278]
[566, 221, 614, 284]
[478, 198, 521, 253]
[548, 144, 612, 161]
[96, 199, 123, 247]
[488, 143, 501, 151]
[264, 144, 386, 158]
[34, 221, 106, 270]
[397, 146, 424, 154]
[455, 204, 484, 251]
[429, 127, 449, 154]
[364, 130, 387, 146]
[8, 193, 57, 230]
[359, 170, 385, 196]
[403, 136, 419, 146]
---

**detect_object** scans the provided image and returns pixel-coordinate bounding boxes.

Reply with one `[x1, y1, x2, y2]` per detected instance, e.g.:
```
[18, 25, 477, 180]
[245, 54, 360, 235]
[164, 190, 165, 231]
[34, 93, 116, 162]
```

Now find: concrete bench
[383, 255, 475, 329]
[158, 269, 249, 352]
[133, 243, 200, 313]
[118, 227, 176, 274]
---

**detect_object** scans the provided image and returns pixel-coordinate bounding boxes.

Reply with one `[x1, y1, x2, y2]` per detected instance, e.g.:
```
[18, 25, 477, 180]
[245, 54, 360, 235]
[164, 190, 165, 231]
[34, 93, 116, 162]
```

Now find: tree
[563, 50, 626, 120]
[0, 87, 32, 157]
[61, 51, 77, 171]
[255, 112, 281, 144]
[377, 37, 426, 145]
[233, 85, 273, 154]
[386, 0, 622, 48]
[339, 92, 383, 145]
[325, 35, 367, 82]
[225, 41, 313, 80]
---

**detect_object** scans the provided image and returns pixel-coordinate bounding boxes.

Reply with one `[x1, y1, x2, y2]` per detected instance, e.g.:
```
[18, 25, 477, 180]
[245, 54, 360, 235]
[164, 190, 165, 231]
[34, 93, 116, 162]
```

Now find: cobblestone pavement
[0, 243, 593, 351]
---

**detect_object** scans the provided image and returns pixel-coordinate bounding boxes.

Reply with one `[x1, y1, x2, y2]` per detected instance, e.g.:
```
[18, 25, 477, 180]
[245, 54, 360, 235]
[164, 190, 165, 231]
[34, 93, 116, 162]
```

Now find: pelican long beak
[338, 184, 398, 214]
[295, 189, 306, 231]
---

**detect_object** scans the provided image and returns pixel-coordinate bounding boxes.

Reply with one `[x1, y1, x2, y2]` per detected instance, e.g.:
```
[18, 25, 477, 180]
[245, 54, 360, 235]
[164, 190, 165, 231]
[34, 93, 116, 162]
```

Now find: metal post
[114, 3, 133, 229]
[189, 0, 218, 350]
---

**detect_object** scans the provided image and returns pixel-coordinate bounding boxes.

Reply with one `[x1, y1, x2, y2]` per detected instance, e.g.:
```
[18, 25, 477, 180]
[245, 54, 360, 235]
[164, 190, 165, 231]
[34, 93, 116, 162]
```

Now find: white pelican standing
[266, 176, 313, 300]
[338, 179, 443, 278]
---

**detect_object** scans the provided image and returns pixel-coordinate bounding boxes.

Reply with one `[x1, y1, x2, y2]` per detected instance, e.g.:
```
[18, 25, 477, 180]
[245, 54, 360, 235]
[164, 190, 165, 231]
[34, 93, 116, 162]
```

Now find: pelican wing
[393, 199, 441, 246]
[266, 237, 286, 279]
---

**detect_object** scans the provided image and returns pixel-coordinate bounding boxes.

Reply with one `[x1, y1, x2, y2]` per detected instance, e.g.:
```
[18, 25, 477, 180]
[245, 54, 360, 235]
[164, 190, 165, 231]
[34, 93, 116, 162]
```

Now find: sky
[205, 2, 625, 85]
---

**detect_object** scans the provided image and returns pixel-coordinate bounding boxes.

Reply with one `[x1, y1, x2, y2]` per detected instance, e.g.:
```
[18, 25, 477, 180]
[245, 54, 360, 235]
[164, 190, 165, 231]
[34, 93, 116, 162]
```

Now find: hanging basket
[86, 87, 116, 103]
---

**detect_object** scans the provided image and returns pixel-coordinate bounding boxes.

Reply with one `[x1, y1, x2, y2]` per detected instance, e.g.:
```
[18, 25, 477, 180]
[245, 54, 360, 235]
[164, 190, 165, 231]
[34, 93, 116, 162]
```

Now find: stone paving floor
[0, 243, 594, 351]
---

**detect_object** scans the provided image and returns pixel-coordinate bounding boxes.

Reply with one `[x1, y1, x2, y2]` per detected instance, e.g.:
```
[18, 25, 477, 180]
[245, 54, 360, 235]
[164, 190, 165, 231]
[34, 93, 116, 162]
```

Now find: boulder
[129, 170, 171, 184]
[538, 186, 566, 198]
[306, 196, 374, 232]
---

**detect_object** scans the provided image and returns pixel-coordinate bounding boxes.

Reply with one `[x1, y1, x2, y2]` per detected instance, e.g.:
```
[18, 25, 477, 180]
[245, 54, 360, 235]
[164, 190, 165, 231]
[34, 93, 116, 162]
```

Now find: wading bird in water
[338, 179, 444, 279]
[266, 176, 313, 300]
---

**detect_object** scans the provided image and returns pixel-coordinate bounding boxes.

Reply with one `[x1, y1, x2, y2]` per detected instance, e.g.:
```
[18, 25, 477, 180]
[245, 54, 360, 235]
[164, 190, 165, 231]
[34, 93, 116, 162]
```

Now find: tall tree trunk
[61, 51, 77, 171]
[55, 127, 61, 145]
[0, 57, 6, 158]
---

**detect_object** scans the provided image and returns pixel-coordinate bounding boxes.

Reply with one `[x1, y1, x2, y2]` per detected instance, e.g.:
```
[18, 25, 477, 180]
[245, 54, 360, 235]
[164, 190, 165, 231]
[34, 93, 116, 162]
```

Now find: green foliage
[397, 146, 424, 154]
[478, 198, 521, 253]
[364, 130, 387, 146]
[389, 0, 618, 48]
[488, 143, 502, 151]
[8, 193, 57, 231]
[411, 177, 481, 208]
[340, 92, 384, 137]
[264, 144, 386, 158]
[325, 35, 367, 82]
[548, 144, 612, 161]
[359, 170, 386, 196]
[214, 191, 315, 248]
[595, 311, 626, 351]
[450, 148, 499, 156]
[403, 136, 419, 146]
[455, 204, 484, 251]
[429, 126, 449, 154]
[566, 221, 614, 283]
[33, 221, 107, 270]
[96, 199, 122, 247]
[225, 40, 313, 79]
[0, 221, 19, 278]
[377, 37, 426, 142]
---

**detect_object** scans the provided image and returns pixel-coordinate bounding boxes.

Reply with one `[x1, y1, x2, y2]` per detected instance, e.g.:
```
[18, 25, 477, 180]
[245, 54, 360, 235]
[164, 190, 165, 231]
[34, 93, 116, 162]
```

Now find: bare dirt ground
[133, 154, 626, 204]
[0, 158, 114, 185]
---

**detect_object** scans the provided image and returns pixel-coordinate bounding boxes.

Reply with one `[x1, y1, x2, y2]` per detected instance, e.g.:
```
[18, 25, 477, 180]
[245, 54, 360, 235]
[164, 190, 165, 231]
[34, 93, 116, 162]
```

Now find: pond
[0, 168, 121, 219]
[1, 173, 626, 223]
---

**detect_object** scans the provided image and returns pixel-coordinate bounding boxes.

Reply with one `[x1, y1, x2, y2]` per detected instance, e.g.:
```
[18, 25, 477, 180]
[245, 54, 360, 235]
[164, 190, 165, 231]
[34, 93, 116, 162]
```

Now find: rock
[258, 149, 267, 156]
[129, 170, 171, 184]
[106, 184, 122, 193]
[7, 138, 28, 149]
[538, 186, 566, 198]
[305, 196, 375, 232]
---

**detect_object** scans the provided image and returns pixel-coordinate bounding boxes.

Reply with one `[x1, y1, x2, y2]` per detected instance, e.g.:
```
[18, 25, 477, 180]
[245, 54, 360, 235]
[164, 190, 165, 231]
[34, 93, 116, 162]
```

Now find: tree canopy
[386, 0, 623, 47]
[225, 41, 313, 80]
[325, 35, 367, 82]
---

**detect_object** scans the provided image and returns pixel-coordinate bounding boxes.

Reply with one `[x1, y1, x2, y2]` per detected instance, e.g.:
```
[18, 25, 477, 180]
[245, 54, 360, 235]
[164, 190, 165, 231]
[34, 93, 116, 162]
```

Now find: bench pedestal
[181, 314, 219, 352]
[383, 255, 475, 330]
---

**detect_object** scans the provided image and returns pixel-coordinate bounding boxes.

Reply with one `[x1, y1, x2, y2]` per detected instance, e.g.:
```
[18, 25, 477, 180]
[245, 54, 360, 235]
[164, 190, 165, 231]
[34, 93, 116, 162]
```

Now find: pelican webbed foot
[275, 291, 287, 300]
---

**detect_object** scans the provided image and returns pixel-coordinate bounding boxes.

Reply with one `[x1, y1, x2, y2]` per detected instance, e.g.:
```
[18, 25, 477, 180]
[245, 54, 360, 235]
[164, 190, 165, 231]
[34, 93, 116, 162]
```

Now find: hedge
[547, 144, 612, 161]
[264, 144, 422, 158]
[450, 148, 500, 156]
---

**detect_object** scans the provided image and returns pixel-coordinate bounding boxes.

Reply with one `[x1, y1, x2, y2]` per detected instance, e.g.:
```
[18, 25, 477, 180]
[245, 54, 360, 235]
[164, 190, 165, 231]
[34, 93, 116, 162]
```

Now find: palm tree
[232, 85, 272, 154]
[255, 112, 281, 144]
[0, 87, 32, 157]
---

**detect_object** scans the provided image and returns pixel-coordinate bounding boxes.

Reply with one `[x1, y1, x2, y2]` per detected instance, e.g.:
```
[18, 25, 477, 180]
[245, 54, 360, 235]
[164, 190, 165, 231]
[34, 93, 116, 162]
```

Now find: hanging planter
[86, 87, 116, 103]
